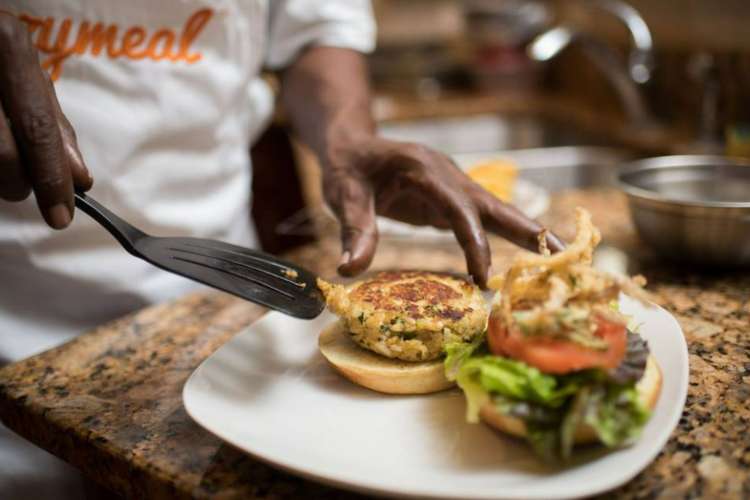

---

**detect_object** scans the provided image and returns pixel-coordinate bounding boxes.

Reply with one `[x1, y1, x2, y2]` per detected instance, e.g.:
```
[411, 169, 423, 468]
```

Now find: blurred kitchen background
[252, 0, 750, 256]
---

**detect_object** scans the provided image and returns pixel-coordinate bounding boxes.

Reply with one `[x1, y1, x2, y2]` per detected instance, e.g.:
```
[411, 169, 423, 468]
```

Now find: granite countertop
[1, 189, 748, 499]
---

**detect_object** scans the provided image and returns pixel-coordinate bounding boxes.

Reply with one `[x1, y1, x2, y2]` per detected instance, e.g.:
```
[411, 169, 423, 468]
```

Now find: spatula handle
[74, 192, 147, 254]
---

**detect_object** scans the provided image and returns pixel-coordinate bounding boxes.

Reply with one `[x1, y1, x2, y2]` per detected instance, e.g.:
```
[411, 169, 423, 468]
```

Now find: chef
[0, 0, 561, 496]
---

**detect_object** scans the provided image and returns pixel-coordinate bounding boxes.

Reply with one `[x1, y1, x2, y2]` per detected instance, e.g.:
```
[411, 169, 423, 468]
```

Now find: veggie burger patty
[318, 271, 486, 362]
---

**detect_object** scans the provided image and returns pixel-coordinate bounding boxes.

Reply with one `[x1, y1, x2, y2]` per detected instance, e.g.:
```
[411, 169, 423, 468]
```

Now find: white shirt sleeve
[266, 0, 376, 69]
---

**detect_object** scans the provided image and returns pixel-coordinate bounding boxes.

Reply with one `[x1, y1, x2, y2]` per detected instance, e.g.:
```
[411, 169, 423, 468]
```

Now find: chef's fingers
[0, 14, 73, 229]
[0, 100, 30, 201]
[543, 229, 565, 253]
[43, 70, 93, 191]
[472, 185, 565, 253]
[427, 165, 491, 288]
[324, 171, 378, 277]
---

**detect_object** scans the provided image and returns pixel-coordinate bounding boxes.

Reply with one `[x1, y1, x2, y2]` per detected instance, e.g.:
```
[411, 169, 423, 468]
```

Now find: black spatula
[74, 192, 325, 319]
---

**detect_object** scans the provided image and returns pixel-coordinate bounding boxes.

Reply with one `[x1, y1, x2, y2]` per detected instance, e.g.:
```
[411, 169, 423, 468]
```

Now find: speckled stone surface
[1, 189, 749, 499]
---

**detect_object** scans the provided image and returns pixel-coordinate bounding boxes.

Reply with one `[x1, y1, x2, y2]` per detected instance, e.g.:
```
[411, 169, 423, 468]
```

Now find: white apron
[0, 0, 374, 496]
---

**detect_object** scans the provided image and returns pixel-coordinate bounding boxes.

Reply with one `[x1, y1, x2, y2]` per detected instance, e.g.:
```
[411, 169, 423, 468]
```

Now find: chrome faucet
[527, 0, 656, 126]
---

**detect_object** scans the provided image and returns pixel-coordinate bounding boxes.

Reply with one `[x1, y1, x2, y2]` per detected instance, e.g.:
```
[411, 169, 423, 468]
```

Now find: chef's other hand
[0, 12, 92, 229]
[323, 136, 564, 289]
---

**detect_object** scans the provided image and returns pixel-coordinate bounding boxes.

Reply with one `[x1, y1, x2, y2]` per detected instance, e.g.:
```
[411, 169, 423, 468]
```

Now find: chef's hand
[0, 11, 92, 229]
[281, 47, 562, 288]
[323, 135, 565, 288]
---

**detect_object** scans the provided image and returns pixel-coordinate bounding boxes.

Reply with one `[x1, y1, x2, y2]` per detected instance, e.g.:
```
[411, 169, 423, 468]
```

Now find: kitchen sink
[378, 113, 619, 154]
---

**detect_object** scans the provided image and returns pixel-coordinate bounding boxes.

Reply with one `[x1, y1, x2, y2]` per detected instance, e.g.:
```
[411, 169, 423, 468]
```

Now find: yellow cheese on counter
[466, 159, 518, 202]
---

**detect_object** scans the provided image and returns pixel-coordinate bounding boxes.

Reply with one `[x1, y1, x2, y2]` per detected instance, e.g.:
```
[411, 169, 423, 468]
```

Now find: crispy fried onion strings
[489, 208, 649, 330]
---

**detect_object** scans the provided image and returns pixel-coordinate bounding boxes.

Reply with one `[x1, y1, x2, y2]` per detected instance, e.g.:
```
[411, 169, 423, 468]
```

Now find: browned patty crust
[318, 271, 487, 361]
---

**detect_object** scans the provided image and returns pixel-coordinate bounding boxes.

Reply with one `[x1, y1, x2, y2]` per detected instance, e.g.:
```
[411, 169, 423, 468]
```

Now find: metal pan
[618, 155, 750, 267]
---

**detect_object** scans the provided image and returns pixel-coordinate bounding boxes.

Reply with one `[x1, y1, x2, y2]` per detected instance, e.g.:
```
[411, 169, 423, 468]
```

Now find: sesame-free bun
[479, 355, 662, 444]
[318, 321, 454, 395]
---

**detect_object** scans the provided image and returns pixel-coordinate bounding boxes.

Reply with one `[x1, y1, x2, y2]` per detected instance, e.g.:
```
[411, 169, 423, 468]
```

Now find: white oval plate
[183, 296, 688, 499]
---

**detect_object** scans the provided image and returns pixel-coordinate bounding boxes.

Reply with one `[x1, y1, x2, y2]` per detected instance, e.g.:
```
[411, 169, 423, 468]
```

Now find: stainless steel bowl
[618, 155, 750, 267]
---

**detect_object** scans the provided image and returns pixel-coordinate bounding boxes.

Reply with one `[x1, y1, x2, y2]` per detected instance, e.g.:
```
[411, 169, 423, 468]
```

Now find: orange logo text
[19, 8, 214, 80]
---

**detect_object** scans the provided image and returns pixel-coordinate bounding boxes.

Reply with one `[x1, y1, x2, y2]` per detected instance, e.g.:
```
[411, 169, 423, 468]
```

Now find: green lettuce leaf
[448, 350, 651, 460]
[444, 333, 486, 382]
[559, 386, 591, 459]
[462, 357, 587, 406]
[455, 368, 489, 423]
[526, 424, 561, 462]
[583, 384, 650, 446]
[492, 396, 564, 425]
[453, 356, 587, 423]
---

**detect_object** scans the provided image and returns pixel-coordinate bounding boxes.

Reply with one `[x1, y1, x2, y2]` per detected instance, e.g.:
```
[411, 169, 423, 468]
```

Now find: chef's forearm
[279, 46, 376, 168]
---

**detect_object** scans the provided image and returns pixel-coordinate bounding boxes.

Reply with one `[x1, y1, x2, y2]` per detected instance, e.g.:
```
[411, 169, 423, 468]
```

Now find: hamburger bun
[479, 355, 662, 444]
[318, 321, 453, 394]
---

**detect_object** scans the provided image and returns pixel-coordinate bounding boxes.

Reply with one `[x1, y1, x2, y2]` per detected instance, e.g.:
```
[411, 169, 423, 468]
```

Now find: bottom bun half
[318, 321, 454, 395]
[479, 355, 663, 444]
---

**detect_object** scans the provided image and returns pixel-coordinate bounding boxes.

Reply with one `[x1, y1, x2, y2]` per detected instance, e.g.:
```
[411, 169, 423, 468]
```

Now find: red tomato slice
[487, 309, 627, 374]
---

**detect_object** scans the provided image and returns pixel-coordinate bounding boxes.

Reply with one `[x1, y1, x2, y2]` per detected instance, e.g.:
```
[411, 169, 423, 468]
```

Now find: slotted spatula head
[136, 237, 325, 319]
[74, 192, 325, 319]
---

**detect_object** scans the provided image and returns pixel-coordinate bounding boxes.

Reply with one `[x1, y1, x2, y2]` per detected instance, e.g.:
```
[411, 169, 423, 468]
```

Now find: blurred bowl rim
[618, 154, 750, 209]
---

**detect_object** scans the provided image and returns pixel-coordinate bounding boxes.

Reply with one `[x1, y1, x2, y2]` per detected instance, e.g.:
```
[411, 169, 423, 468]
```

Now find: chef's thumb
[55, 109, 93, 192]
[45, 70, 93, 191]
[336, 200, 378, 277]
[323, 172, 378, 276]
